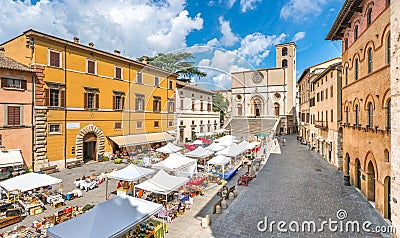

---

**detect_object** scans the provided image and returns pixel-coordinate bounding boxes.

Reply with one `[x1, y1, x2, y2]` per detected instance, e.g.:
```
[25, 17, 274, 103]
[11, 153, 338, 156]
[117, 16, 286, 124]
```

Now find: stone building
[175, 81, 220, 143]
[229, 43, 297, 138]
[326, 0, 391, 220]
[0, 48, 34, 169]
[390, 0, 400, 234]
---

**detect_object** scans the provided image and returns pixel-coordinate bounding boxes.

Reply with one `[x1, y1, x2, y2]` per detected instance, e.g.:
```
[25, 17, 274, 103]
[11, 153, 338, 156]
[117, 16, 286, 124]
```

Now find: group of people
[296, 134, 316, 151]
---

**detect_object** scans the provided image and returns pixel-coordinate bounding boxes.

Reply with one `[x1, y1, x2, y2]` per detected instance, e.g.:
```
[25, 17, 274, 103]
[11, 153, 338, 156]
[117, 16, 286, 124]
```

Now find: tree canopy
[140, 52, 206, 82]
[213, 93, 229, 114]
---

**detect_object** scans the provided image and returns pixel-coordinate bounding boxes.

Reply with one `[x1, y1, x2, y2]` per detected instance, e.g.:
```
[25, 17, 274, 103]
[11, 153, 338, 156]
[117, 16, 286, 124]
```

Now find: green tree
[213, 93, 229, 113]
[140, 52, 206, 82]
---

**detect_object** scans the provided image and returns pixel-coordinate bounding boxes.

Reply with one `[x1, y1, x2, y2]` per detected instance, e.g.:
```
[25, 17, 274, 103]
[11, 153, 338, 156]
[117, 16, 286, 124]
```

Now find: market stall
[47, 196, 163, 238]
[205, 142, 226, 152]
[207, 154, 231, 179]
[0, 149, 24, 180]
[155, 142, 183, 154]
[185, 147, 214, 172]
[152, 153, 197, 178]
[105, 164, 155, 198]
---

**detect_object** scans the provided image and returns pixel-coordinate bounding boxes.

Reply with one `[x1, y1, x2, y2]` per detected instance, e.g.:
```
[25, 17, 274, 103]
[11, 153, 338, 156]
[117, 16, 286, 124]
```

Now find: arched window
[274, 103, 280, 116]
[355, 104, 359, 126]
[354, 25, 359, 40]
[237, 104, 243, 116]
[368, 48, 373, 73]
[384, 149, 389, 162]
[282, 59, 288, 68]
[346, 106, 349, 124]
[355, 59, 359, 80]
[387, 99, 391, 129]
[344, 38, 348, 50]
[282, 47, 288, 56]
[368, 102, 373, 128]
[367, 8, 372, 26]
[387, 34, 391, 64]
[345, 67, 349, 85]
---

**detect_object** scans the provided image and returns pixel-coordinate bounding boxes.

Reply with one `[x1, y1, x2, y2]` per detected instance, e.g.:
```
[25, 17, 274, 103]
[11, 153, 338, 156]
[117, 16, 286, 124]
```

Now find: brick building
[326, 0, 391, 220]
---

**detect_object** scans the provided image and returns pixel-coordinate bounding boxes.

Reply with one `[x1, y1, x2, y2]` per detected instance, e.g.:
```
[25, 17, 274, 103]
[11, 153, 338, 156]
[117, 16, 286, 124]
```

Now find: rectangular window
[84, 92, 99, 109]
[115, 66, 122, 80]
[135, 94, 144, 111]
[207, 103, 211, 112]
[136, 72, 143, 84]
[50, 89, 60, 107]
[200, 101, 204, 111]
[154, 76, 160, 87]
[192, 100, 195, 110]
[169, 80, 173, 89]
[321, 91, 324, 101]
[153, 96, 161, 112]
[331, 109, 334, 122]
[168, 99, 174, 113]
[114, 122, 122, 130]
[330, 86, 333, 97]
[87, 59, 96, 74]
[49, 124, 61, 134]
[180, 121, 183, 126]
[180, 99, 184, 109]
[113, 95, 125, 110]
[192, 120, 195, 125]
[154, 121, 159, 128]
[136, 121, 143, 129]
[45, 88, 65, 107]
[1, 77, 27, 90]
[325, 89, 328, 99]
[0, 134, 2, 145]
[7, 106, 21, 126]
[168, 121, 173, 127]
[49, 50, 61, 67]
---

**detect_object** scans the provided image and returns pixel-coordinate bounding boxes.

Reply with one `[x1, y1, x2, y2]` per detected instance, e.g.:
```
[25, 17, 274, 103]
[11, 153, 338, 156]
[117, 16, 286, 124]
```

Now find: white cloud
[226, 0, 237, 8]
[235, 32, 287, 65]
[218, 17, 239, 47]
[0, 0, 203, 58]
[280, 0, 326, 21]
[292, 31, 306, 42]
[240, 0, 262, 12]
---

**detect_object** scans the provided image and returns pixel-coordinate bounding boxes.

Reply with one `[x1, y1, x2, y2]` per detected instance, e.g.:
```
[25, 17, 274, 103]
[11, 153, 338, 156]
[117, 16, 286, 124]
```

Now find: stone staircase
[228, 117, 279, 140]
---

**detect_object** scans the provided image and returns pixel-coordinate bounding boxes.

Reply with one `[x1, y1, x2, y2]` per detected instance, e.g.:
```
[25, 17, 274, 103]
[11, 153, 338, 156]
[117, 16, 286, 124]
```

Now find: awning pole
[105, 177, 109, 200]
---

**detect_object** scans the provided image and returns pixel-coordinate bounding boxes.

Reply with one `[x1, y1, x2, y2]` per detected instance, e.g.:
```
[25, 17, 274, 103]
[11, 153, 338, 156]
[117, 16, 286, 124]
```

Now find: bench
[66, 160, 83, 169]
[41, 165, 58, 174]
[213, 198, 223, 214]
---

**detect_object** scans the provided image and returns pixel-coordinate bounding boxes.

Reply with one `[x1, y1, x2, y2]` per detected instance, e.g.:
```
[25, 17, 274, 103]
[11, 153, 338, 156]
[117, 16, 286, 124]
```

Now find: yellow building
[1, 29, 177, 170]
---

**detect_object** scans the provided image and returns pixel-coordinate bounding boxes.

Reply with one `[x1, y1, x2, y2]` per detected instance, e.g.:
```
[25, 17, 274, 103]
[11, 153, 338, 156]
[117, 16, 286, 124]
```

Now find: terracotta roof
[0, 49, 34, 72]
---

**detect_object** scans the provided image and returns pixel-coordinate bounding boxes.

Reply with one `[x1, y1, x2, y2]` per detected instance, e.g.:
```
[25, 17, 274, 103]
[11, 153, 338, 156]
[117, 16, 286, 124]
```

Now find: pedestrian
[283, 138, 286, 145]
[307, 142, 311, 151]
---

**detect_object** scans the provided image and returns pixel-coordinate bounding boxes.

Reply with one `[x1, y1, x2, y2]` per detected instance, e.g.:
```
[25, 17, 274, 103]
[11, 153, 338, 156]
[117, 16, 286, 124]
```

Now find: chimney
[141, 56, 148, 64]
[88, 42, 94, 48]
[114, 50, 120, 56]
[73, 37, 79, 43]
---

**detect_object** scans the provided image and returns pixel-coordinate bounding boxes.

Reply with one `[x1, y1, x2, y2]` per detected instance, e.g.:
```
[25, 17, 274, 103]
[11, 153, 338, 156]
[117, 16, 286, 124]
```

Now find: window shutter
[135, 98, 138, 111]
[14, 107, 20, 125]
[7, 107, 14, 125]
[121, 96, 125, 110]
[113, 96, 116, 110]
[60, 90, 65, 107]
[21, 80, 27, 90]
[1, 78, 6, 88]
[45, 88, 50, 106]
[55, 53, 60, 67]
[84, 93, 88, 108]
[95, 94, 99, 109]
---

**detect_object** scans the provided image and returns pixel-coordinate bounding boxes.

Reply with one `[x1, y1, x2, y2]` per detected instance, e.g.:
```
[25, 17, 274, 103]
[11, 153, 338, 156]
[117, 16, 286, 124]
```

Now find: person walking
[307, 142, 311, 151]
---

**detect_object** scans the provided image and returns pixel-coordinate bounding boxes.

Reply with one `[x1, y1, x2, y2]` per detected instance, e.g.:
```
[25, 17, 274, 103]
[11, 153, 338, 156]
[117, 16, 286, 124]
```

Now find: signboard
[66, 122, 80, 129]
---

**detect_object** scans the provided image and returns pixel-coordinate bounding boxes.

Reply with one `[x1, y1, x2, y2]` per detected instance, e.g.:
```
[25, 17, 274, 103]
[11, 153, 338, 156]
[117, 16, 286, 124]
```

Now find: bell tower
[275, 42, 296, 115]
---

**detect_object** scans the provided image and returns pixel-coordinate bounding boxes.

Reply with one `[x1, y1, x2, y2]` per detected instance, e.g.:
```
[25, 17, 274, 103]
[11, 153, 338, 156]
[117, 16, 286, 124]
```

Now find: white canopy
[185, 147, 214, 158]
[217, 142, 246, 157]
[207, 155, 231, 166]
[152, 153, 196, 171]
[193, 139, 204, 145]
[156, 142, 183, 154]
[206, 142, 226, 152]
[0, 149, 24, 168]
[0, 173, 62, 192]
[205, 132, 214, 136]
[106, 164, 155, 182]
[215, 135, 238, 146]
[215, 129, 227, 133]
[47, 196, 162, 238]
[195, 132, 205, 137]
[135, 170, 189, 195]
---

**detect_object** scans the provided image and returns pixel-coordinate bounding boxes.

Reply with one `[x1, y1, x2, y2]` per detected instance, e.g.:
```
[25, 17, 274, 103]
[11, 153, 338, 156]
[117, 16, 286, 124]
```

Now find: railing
[314, 121, 328, 130]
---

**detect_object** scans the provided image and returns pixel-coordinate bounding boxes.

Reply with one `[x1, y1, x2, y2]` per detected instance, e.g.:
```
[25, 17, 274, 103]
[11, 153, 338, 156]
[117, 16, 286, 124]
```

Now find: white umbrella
[196, 132, 205, 137]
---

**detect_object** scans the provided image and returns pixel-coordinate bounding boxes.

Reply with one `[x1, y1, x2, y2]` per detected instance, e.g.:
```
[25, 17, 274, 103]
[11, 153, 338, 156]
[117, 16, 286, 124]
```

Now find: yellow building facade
[2, 30, 176, 170]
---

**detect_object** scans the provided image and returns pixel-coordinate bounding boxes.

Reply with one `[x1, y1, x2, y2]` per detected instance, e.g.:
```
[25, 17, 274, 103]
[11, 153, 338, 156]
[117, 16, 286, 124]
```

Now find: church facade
[230, 42, 297, 135]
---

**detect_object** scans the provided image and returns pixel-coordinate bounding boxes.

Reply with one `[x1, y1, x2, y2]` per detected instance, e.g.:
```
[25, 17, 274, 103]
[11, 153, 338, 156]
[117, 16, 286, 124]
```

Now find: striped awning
[108, 132, 174, 147]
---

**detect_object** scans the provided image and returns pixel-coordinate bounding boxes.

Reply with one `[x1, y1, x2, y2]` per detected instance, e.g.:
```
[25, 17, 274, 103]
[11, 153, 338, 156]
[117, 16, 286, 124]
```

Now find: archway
[384, 176, 391, 220]
[75, 123, 105, 162]
[344, 153, 350, 175]
[355, 158, 361, 189]
[274, 103, 280, 117]
[367, 161, 376, 202]
[251, 97, 263, 117]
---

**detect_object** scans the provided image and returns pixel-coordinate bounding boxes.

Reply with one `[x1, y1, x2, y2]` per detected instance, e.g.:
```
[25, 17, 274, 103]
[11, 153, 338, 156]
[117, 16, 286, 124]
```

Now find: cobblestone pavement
[208, 135, 392, 238]
[0, 161, 127, 233]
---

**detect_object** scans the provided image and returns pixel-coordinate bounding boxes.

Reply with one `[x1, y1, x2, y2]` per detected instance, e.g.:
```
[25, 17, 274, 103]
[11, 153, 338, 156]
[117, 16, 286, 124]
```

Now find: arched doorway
[344, 153, 350, 175]
[367, 161, 376, 202]
[355, 158, 361, 190]
[384, 176, 391, 220]
[274, 103, 280, 116]
[83, 133, 97, 163]
[251, 97, 263, 117]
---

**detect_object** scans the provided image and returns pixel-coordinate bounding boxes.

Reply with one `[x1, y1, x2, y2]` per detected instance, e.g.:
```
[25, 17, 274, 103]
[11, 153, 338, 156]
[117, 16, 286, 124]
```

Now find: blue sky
[0, 0, 343, 89]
